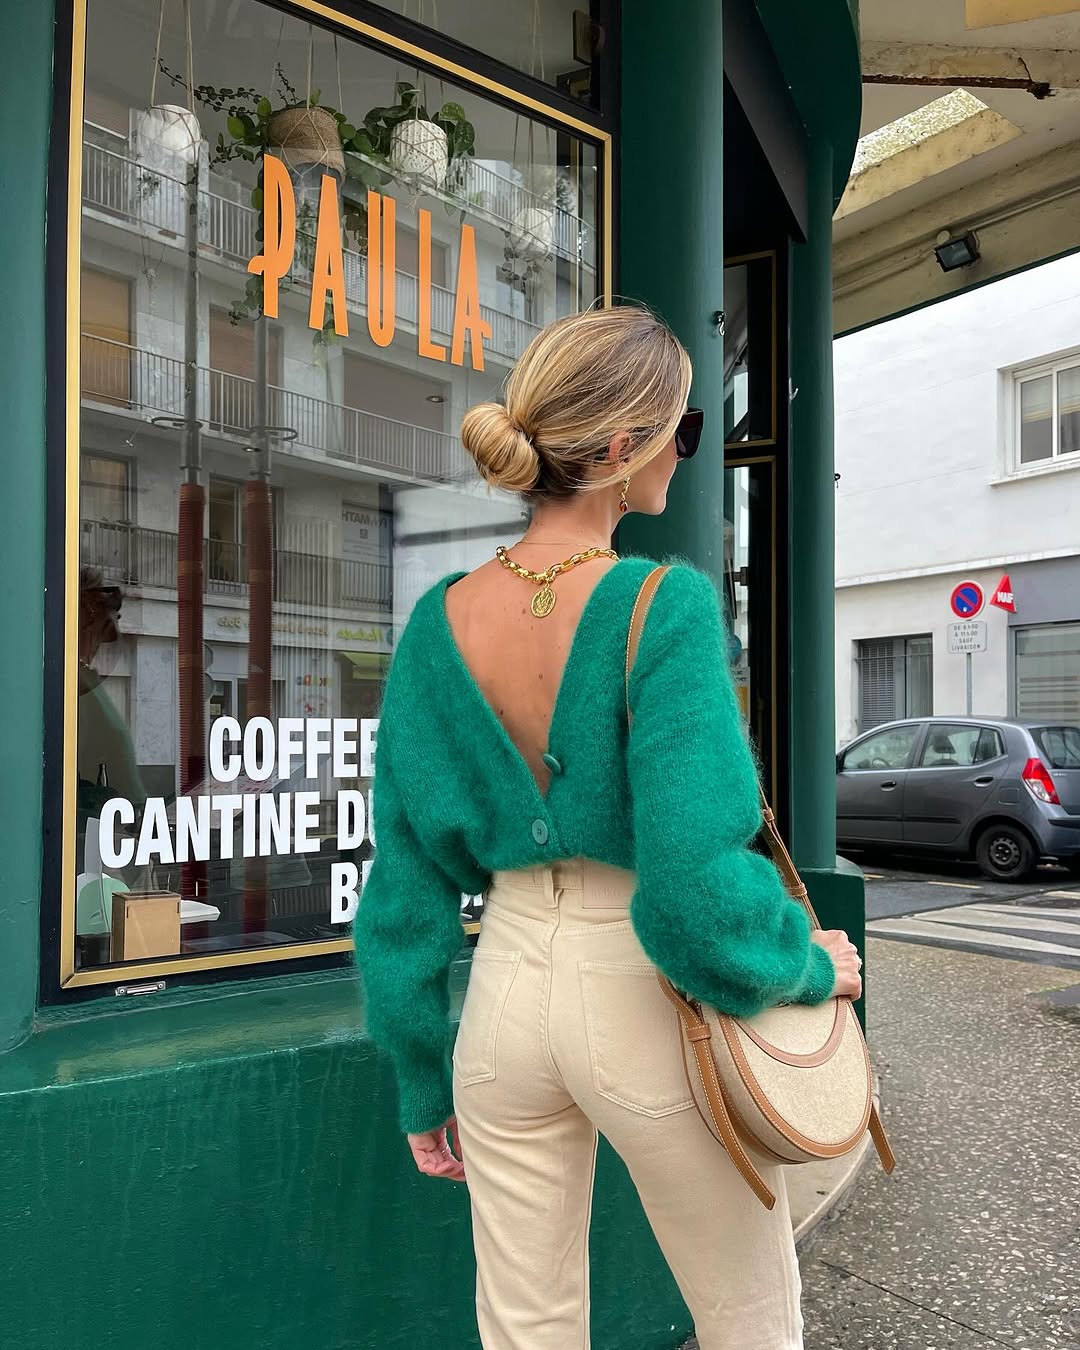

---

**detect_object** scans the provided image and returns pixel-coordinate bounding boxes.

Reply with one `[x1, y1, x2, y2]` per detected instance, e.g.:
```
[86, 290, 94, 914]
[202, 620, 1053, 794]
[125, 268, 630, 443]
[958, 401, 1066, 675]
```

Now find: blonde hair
[461, 304, 692, 500]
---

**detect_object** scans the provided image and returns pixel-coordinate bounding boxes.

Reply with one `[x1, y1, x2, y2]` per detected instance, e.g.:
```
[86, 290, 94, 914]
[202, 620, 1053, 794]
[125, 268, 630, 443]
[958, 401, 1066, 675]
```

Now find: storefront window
[66, 0, 608, 986]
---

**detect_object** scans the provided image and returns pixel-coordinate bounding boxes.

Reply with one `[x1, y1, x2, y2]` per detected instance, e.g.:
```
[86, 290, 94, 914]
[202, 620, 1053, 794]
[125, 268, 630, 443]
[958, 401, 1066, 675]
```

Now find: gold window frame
[60, 0, 614, 989]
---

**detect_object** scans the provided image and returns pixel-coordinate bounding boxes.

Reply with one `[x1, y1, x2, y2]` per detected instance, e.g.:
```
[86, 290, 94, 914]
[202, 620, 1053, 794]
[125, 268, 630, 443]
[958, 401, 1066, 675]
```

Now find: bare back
[443, 555, 619, 797]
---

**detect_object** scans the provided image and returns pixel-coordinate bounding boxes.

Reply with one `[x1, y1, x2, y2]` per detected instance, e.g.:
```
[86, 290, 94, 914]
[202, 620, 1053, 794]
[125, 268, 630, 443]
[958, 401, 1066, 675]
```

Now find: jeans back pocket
[578, 960, 695, 1117]
[452, 948, 522, 1087]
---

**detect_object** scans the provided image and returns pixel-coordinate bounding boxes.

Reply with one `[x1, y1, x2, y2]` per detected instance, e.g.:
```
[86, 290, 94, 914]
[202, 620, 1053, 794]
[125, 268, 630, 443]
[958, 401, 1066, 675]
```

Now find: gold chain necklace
[495, 544, 619, 618]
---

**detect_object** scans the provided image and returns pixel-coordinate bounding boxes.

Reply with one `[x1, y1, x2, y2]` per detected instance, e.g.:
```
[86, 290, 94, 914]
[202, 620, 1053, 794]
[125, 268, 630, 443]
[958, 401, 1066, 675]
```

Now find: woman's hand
[811, 928, 863, 1001]
[406, 1115, 466, 1183]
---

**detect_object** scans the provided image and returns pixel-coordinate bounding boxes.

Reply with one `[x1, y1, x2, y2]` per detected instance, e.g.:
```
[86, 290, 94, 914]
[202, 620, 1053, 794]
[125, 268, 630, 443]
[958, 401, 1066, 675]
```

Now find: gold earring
[619, 476, 631, 514]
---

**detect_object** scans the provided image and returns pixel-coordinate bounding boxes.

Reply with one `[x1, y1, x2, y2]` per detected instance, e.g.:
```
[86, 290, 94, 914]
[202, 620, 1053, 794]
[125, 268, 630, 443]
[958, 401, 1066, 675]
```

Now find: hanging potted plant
[362, 81, 475, 196]
[511, 165, 576, 262]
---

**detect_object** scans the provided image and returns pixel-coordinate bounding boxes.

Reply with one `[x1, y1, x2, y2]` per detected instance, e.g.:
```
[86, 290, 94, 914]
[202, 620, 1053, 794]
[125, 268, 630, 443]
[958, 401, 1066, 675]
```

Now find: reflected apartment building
[80, 112, 594, 767]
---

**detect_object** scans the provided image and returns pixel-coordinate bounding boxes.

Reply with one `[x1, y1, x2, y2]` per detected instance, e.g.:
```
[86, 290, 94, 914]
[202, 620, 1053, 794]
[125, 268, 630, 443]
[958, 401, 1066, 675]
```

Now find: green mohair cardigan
[353, 556, 837, 1134]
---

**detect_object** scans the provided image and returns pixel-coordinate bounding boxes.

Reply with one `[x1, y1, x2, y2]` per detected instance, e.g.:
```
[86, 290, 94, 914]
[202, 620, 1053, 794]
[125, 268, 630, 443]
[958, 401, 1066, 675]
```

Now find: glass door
[724, 250, 789, 825]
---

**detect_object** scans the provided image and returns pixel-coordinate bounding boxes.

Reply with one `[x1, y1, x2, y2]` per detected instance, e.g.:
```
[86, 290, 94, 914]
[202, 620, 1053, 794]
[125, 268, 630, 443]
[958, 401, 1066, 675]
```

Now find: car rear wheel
[975, 824, 1037, 882]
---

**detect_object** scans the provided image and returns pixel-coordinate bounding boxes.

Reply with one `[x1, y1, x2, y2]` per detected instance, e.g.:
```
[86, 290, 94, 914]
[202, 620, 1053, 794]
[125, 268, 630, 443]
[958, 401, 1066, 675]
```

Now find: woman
[353, 304, 863, 1349]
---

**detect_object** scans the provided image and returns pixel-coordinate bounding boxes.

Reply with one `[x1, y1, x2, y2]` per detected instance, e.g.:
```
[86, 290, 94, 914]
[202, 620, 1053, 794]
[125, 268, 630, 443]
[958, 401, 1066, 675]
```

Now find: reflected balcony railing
[80, 333, 472, 485]
[81, 518, 392, 610]
[81, 137, 557, 362]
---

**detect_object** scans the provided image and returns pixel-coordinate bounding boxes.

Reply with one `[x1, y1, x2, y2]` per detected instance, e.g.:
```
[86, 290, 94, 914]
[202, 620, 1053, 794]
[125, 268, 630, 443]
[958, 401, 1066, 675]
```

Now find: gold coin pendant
[531, 583, 556, 618]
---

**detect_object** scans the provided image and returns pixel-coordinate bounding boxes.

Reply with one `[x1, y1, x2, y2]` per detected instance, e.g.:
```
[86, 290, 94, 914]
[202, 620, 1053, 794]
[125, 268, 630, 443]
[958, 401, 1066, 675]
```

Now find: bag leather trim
[735, 997, 846, 1067]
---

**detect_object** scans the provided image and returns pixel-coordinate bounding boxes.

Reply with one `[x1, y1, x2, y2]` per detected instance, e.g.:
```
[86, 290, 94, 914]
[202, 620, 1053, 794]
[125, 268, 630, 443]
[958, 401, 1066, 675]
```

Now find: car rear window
[1033, 726, 1080, 768]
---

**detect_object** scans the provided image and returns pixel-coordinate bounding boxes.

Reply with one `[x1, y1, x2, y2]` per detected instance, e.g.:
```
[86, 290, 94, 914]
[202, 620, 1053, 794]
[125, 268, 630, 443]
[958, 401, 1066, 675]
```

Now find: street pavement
[796, 859, 1080, 1349]
[856, 855, 1080, 971]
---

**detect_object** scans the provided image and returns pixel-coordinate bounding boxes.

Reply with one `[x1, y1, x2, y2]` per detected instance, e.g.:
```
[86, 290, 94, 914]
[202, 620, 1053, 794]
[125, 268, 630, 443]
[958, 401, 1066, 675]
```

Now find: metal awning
[834, 0, 1080, 332]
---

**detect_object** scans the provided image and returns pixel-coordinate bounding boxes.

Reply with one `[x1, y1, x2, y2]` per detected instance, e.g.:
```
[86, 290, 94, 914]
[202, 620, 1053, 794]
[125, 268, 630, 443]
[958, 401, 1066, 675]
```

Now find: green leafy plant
[361, 81, 476, 171]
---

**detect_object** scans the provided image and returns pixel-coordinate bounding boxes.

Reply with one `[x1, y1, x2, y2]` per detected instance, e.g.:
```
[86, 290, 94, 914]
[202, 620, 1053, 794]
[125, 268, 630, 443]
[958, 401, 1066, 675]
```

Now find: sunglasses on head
[675, 407, 705, 460]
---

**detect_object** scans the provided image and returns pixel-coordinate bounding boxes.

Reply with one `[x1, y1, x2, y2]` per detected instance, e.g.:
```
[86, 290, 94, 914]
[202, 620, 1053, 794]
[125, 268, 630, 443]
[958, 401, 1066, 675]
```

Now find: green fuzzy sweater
[353, 556, 837, 1134]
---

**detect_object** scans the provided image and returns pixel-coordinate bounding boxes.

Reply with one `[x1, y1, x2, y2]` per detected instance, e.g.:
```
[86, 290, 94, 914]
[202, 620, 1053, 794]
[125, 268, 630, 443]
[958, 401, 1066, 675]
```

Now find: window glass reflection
[362, 0, 606, 107]
[724, 257, 774, 444]
[75, 0, 602, 971]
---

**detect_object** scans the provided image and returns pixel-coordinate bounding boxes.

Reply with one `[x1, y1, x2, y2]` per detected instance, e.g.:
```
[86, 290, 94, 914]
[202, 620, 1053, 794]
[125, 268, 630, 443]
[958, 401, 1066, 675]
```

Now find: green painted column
[0, 0, 52, 1051]
[788, 138, 866, 1026]
[617, 0, 726, 580]
[788, 139, 837, 873]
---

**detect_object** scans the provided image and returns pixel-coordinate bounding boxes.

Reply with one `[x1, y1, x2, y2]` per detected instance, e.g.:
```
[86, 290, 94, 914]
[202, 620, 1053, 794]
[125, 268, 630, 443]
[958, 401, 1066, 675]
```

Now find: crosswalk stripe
[865, 916, 1080, 959]
[899, 906, 1080, 939]
[927, 880, 981, 889]
[958, 903, 1080, 921]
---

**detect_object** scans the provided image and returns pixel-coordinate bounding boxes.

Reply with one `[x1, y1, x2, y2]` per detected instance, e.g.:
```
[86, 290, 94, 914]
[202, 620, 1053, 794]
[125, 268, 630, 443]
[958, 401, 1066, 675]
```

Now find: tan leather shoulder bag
[626, 564, 896, 1210]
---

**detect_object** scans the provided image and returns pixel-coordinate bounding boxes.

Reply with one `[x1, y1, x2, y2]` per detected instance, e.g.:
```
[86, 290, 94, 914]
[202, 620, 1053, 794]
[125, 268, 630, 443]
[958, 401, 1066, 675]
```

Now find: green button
[531, 819, 549, 846]
[541, 752, 562, 774]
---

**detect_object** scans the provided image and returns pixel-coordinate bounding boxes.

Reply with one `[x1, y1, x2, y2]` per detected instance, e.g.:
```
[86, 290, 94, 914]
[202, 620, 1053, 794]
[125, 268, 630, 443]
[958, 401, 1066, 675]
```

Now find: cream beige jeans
[451, 856, 804, 1350]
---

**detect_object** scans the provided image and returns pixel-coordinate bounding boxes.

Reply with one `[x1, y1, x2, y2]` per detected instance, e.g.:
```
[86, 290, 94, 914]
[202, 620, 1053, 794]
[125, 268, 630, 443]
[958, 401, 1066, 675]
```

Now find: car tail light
[1022, 757, 1060, 805]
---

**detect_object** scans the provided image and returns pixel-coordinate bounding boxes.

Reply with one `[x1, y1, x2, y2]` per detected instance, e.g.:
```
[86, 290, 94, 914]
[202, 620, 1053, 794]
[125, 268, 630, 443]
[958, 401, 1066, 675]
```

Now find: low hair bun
[460, 402, 541, 494]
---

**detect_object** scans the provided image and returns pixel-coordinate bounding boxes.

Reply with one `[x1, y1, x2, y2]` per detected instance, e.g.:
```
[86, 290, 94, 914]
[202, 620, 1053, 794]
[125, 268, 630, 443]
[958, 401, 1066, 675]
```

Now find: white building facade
[834, 252, 1080, 748]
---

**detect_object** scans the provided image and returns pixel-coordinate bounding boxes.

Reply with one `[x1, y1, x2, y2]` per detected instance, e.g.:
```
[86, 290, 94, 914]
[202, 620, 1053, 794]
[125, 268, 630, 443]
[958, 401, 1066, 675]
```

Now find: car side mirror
[836, 752, 844, 772]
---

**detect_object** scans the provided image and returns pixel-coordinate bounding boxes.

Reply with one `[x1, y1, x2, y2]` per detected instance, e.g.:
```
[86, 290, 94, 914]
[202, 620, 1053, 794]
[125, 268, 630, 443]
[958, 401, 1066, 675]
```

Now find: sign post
[949, 582, 985, 715]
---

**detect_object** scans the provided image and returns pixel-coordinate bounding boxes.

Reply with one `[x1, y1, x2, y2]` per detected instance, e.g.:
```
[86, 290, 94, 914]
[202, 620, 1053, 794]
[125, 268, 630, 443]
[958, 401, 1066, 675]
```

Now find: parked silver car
[836, 718, 1080, 881]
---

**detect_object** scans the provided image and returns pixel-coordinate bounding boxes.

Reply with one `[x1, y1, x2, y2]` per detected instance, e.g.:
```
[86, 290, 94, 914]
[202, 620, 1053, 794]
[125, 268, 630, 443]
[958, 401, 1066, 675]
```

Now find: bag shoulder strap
[625, 564, 670, 729]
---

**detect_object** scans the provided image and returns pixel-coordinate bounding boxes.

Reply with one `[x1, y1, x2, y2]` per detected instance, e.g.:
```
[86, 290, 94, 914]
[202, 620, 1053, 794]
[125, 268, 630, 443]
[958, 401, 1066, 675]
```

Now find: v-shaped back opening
[437, 559, 629, 804]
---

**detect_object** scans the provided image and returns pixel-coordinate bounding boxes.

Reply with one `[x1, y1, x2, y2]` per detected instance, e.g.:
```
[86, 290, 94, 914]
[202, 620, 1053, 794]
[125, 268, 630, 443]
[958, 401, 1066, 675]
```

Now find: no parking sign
[949, 580, 984, 619]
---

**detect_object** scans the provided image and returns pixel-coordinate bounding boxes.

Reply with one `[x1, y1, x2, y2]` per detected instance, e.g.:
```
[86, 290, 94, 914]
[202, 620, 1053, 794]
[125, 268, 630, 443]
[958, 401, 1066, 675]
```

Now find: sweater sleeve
[352, 723, 466, 1135]
[626, 565, 836, 1016]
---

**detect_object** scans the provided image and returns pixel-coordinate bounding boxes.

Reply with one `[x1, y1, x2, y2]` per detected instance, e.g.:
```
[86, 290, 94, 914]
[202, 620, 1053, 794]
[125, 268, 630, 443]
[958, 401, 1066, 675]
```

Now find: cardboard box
[111, 891, 181, 961]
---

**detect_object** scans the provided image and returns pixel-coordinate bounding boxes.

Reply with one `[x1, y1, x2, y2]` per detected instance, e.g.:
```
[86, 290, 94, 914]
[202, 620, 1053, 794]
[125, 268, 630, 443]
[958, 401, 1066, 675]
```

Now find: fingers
[409, 1122, 468, 1184]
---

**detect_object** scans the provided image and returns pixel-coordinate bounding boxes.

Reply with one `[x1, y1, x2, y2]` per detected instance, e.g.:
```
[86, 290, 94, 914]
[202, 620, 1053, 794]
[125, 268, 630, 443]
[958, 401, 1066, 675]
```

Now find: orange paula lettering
[450, 224, 492, 371]
[366, 189, 395, 347]
[247, 154, 295, 319]
[308, 174, 349, 337]
[417, 208, 447, 363]
[246, 155, 488, 368]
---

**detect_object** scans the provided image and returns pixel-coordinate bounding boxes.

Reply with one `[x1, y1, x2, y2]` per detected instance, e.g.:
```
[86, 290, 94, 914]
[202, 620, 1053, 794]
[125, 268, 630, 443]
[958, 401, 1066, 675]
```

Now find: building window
[207, 308, 283, 435]
[56, 0, 611, 995]
[1015, 623, 1080, 723]
[81, 267, 132, 406]
[1012, 356, 1080, 471]
[856, 635, 933, 732]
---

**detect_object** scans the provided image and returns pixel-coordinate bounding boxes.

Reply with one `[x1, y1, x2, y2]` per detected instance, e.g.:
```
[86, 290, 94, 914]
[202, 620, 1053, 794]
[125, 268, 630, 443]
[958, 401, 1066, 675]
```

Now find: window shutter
[857, 639, 898, 732]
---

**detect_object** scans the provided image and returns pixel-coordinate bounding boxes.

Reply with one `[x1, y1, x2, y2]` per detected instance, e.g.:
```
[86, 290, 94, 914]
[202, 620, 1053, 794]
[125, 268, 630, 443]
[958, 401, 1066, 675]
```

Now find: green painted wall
[0, 967, 688, 1350]
[788, 140, 839, 875]
[616, 0, 727, 580]
[0, 0, 50, 1054]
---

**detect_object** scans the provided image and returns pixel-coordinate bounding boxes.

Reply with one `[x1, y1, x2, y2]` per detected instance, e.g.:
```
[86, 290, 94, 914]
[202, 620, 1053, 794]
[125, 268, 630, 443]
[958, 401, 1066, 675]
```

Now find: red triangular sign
[990, 574, 1016, 612]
